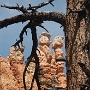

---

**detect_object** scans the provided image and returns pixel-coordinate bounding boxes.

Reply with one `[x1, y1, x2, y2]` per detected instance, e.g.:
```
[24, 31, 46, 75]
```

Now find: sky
[0, 0, 66, 61]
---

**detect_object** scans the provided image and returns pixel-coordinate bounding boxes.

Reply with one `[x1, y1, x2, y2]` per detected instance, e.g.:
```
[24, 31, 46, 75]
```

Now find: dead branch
[19, 19, 49, 90]
[1, 0, 54, 13]
[0, 1, 66, 90]
[12, 22, 30, 47]
[38, 24, 49, 33]
[0, 12, 66, 29]
[22, 21, 41, 90]
[1, 4, 27, 13]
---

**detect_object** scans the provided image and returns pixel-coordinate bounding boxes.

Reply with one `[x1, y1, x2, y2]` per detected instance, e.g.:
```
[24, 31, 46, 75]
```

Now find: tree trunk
[65, 0, 90, 90]
[0, 0, 90, 90]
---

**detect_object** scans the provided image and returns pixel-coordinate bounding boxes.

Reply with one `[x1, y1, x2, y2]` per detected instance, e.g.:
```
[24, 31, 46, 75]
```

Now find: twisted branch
[13, 19, 49, 90]
[0, 1, 66, 90]
[12, 22, 30, 47]
[22, 21, 41, 90]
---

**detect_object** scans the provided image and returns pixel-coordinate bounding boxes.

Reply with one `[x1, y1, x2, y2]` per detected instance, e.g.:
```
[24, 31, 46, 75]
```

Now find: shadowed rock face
[0, 32, 67, 90]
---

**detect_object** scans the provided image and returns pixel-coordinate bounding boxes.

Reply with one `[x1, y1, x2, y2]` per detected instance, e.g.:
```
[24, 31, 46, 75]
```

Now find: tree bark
[0, 12, 65, 29]
[65, 0, 90, 90]
[0, 1, 90, 90]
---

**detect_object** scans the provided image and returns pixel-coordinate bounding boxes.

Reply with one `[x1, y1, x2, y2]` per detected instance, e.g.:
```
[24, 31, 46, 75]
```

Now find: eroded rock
[0, 33, 67, 90]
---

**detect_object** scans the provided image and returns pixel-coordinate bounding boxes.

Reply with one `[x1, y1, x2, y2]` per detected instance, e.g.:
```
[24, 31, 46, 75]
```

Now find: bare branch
[12, 22, 30, 47]
[38, 24, 49, 33]
[21, 20, 41, 90]
[27, 0, 54, 10]
[0, 12, 66, 29]
[1, 0, 54, 13]
[1, 4, 27, 13]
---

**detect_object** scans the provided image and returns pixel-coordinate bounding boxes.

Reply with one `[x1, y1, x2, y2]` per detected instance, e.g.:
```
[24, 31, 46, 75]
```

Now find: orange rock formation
[0, 32, 67, 90]
[36, 32, 67, 89]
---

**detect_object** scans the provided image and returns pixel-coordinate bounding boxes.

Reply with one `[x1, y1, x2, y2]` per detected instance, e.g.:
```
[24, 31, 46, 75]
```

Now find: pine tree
[0, 0, 90, 90]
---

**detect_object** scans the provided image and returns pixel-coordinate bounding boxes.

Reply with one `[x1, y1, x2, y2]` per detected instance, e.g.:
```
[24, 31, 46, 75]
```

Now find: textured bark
[65, 0, 90, 90]
[0, 12, 66, 29]
[0, 0, 90, 90]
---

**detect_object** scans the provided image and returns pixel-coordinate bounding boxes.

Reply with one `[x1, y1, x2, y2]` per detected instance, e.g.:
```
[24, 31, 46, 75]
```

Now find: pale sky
[0, 0, 66, 61]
